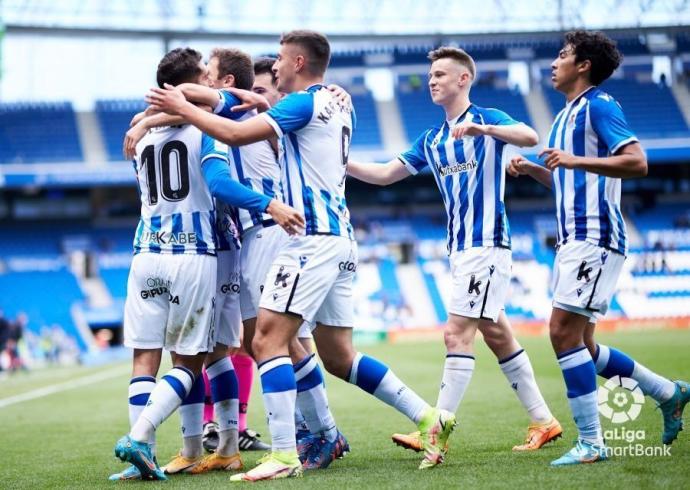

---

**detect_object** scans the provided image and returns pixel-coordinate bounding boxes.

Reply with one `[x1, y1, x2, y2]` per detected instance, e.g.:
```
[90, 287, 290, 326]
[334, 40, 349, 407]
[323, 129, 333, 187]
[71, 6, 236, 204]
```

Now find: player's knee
[548, 319, 571, 351]
[443, 325, 473, 352]
[320, 351, 353, 380]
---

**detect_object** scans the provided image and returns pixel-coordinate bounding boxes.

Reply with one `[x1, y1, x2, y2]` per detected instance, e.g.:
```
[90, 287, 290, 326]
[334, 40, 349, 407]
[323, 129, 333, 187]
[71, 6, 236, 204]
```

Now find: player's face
[207, 57, 232, 89]
[252, 73, 283, 107]
[273, 44, 300, 93]
[551, 44, 580, 92]
[428, 58, 468, 106]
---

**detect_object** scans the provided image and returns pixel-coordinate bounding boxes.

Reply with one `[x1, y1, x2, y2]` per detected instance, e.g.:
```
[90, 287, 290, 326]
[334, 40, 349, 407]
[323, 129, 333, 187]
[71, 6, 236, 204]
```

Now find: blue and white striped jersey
[548, 87, 637, 255]
[399, 105, 516, 253]
[132, 125, 228, 255]
[261, 84, 355, 240]
[214, 90, 282, 237]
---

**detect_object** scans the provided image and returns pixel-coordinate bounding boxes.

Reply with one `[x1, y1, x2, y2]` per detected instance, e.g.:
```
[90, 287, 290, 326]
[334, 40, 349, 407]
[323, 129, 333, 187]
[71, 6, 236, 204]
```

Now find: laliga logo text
[598, 375, 671, 457]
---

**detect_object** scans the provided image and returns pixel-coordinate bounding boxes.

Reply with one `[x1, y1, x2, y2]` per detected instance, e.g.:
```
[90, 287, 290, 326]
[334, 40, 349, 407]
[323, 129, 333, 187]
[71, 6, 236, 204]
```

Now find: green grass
[2, 330, 690, 489]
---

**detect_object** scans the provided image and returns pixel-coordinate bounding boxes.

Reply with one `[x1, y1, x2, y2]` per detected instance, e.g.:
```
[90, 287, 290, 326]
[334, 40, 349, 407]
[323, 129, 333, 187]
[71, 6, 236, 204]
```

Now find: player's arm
[347, 159, 412, 186]
[507, 155, 553, 189]
[202, 158, 304, 234]
[452, 121, 538, 147]
[221, 87, 271, 113]
[539, 142, 647, 178]
[146, 85, 274, 146]
[123, 108, 212, 159]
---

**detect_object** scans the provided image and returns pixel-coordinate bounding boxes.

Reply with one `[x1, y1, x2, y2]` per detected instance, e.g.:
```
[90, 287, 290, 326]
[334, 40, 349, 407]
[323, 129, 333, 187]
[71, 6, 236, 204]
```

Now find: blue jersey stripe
[133, 219, 144, 254]
[262, 178, 275, 198]
[471, 134, 486, 246]
[171, 213, 184, 254]
[192, 211, 208, 255]
[149, 215, 162, 253]
[493, 140, 505, 246]
[596, 138, 611, 248]
[573, 107, 588, 241]
[288, 133, 317, 234]
[436, 125, 456, 252]
[320, 189, 341, 236]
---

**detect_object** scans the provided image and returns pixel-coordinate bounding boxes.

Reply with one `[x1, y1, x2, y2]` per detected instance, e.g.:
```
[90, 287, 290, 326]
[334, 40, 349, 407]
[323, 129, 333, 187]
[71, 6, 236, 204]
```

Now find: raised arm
[347, 159, 412, 186]
[539, 142, 647, 178]
[146, 85, 275, 146]
[452, 121, 538, 147]
[176, 83, 224, 108]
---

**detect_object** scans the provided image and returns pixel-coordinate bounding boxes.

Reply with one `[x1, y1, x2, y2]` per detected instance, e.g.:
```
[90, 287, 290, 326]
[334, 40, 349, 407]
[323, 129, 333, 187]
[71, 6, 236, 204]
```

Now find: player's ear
[224, 73, 236, 88]
[577, 59, 591, 76]
[295, 54, 306, 73]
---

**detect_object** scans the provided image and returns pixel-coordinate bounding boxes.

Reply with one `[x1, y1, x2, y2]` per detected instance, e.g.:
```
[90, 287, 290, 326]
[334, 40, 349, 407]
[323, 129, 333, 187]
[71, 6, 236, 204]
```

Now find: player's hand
[265, 199, 305, 236]
[224, 87, 271, 113]
[123, 120, 149, 160]
[538, 147, 579, 170]
[507, 155, 532, 177]
[145, 84, 188, 115]
[451, 121, 487, 139]
[328, 84, 351, 108]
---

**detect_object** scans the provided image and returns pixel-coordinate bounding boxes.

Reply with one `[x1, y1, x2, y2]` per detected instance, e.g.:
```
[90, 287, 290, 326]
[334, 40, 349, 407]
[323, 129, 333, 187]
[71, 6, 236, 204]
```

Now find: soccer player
[147, 30, 456, 481]
[110, 47, 303, 481]
[345, 46, 562, 453]
[508, 30, 690, 465]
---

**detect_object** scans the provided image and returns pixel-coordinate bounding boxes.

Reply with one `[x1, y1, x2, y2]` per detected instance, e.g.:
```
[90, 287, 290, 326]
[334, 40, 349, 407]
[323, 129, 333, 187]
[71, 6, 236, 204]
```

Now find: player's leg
[584, 323, 689, 445]
[109, 348, 160, 481]
[549, 242, 611, 466]
[111, 254, 168, 481]
[293, 323, 314, 439]
[481, 313, 561, 450]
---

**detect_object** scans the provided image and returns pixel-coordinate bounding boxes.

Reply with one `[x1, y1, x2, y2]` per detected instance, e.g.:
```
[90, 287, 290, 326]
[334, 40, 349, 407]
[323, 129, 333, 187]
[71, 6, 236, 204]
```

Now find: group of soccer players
[109, 28, 689, 482]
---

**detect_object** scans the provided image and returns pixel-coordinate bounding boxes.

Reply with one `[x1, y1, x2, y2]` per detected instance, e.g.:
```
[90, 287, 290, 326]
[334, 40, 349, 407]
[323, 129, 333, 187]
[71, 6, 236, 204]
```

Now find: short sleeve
[213, 90, 246, 120]
[261, 91, 314, 138]
[589, 94, 638, 154]
[481, 108, 519, 126]
[200, 133, 229, 165]
[398, 130, 430, 175]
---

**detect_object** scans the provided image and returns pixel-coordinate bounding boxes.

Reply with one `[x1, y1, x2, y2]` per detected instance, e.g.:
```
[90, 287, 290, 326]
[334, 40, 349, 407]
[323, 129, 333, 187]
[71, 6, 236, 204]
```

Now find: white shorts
[259, 234, 357, 327]
[552, 240, 625, 320]
[448, 246, 512, 323]
[215, 249, 241, 348]
[123, 253, 216, 355]
[240, 224, 313, 338]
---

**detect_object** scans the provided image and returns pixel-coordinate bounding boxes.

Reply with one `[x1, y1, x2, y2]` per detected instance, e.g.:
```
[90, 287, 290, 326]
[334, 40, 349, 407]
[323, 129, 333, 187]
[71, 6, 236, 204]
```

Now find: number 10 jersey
[132, 125, 228, 255]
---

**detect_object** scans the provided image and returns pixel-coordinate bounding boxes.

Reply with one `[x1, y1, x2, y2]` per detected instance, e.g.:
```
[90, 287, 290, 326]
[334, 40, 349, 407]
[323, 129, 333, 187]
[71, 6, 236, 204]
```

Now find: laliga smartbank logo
[597, 376, 671, 457]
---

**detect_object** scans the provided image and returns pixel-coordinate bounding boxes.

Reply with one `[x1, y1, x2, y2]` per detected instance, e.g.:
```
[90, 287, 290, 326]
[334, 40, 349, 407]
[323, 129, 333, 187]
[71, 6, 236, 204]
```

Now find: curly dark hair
[156, 47, 204, 88]
[564, 30, 623, 86]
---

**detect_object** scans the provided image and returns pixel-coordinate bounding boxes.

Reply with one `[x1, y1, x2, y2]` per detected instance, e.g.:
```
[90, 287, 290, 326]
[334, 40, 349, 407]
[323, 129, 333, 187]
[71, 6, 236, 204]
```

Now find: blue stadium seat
[95, 99, 147, 161]
[351, 91, 383, 148]
[0, 269, 88, 351]
[0, 102, 83, 163]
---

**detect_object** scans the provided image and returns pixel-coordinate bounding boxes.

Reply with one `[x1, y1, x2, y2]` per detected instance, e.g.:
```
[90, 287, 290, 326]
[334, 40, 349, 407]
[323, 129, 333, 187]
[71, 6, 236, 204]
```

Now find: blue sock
[294, 354, 337, 441]
[557, 346, 602, 445]
[207, 357, 239, 432]
[259, 356, 297, 452]
[594, 344, 675, 402]
[180, 373, 206, 438]
[348, 352, 428, 423]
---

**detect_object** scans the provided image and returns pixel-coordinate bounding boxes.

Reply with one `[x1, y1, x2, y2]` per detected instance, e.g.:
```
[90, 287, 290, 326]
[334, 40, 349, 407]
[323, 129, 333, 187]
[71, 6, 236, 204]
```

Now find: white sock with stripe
[499, 349, 553, 424]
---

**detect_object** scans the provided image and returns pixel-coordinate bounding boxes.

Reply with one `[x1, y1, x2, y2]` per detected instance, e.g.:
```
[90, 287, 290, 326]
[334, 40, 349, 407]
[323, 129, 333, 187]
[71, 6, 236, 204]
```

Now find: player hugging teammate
[109, 28, 689, 482]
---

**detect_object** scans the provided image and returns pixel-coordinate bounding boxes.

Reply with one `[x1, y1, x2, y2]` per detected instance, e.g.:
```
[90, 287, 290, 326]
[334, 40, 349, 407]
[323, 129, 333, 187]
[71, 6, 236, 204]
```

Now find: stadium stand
[0, 102, 82, 163]
[95, 99, 147, 161]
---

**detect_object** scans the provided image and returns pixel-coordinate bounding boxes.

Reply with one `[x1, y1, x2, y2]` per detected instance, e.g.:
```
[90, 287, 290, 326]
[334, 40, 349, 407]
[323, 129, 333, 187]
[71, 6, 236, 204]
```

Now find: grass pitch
[2, 329, 689, 489]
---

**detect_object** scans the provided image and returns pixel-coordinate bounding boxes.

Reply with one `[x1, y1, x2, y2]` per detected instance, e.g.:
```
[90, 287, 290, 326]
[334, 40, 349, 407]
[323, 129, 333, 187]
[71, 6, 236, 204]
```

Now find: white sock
[499, 349, 553, 424]
[130, 366, 194, 443]
[294, 354, 337, 442]
[436, 354, 475, 414]
[294, 406, 309, 433]
[128, 376, 156, 455]
[207, 357, 240, 456]
[259, 356, 297, 452]
[633, 363, 676, 402]
[349, 352, 428, 423]
[179, 374, 205, 458]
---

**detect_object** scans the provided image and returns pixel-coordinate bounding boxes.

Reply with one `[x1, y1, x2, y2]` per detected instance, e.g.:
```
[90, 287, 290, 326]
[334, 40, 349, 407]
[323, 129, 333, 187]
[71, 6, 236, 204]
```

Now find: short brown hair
[254, 57, 277, 84]
[280, 30, 330, 76]
[209, 48, 254, 90]
[428, 46, 476, 80]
